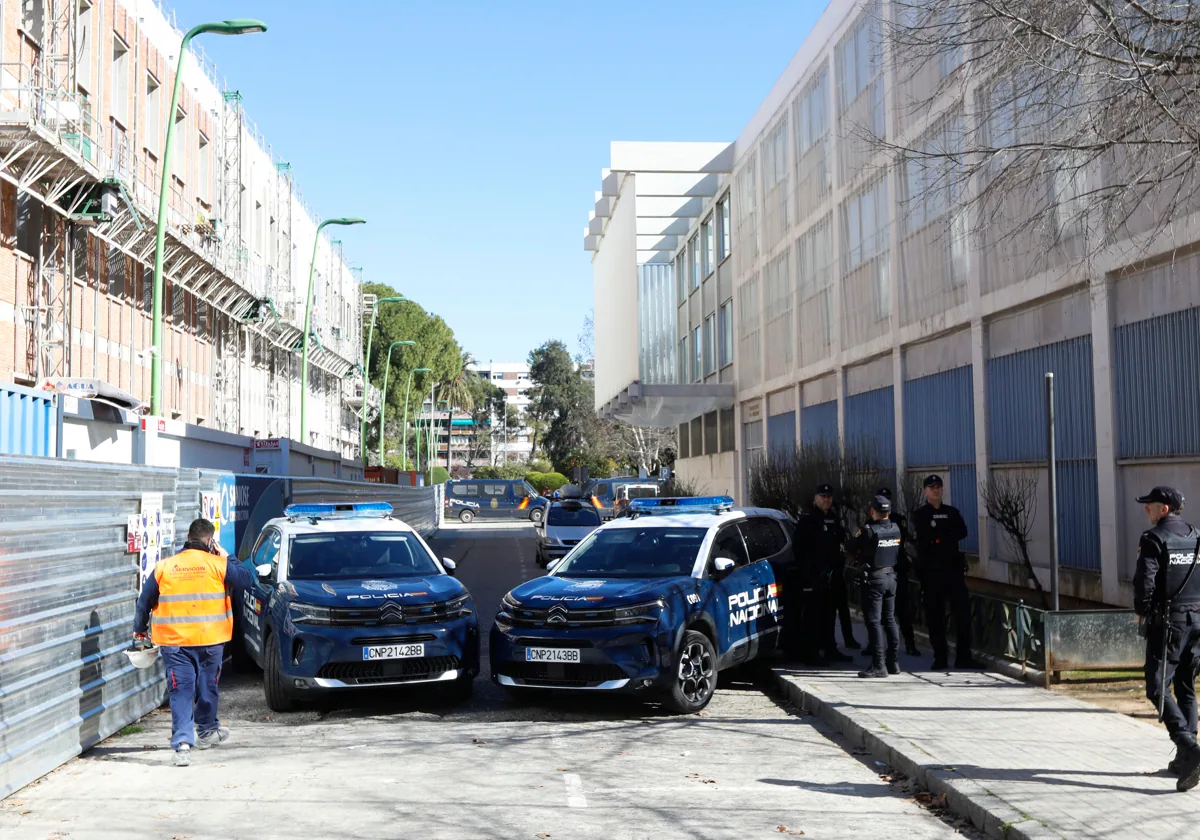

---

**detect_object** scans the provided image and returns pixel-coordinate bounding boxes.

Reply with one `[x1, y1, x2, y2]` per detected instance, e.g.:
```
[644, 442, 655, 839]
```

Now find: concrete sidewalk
[773, 642, 1194, 840]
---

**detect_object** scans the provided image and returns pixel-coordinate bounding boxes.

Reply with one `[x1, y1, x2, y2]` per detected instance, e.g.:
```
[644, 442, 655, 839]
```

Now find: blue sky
[170, 1, 826, 363]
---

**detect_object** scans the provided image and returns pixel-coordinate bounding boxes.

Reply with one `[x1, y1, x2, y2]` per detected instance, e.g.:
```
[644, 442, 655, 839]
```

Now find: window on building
[172, 283, 186, 324]
[692, 325, 702, 382]
[794, 68, 831, 214]
[719, 407, 735, 452]
[717, 197, 731, 262]
[704, 411, 719, 455]
[701, 214, 715, 277]
[718, 298, 734, 368]
[676, 251, 686, 303]
[22, 0, 44, 43]
[703, 314, 715, 375]
[678, 335, 688, 383]
[678, 422, 690, 460]
[198, 132, 210, 204]
[107, 246, 125, 299]
[144, 74, 160, 156]
[16, 191, 42, 258]
[172, 106, 186, 180]
[841, 176, 891, 320]
[76, 1, 93, 91]
[690, 416, 703, 455]
[112, 35, 130, 126]
[688, 235, 700, 290]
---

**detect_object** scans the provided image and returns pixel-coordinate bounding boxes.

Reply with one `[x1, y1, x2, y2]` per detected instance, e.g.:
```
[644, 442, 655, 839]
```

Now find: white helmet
[125, 645, 160, 669]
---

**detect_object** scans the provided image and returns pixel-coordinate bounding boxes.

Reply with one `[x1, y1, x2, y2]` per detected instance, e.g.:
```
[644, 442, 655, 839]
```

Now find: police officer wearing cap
[912, 474, 980, 670]
[862, 487, 920, 663]
[847, 495, 902, 678]
[792, 483, 854, 663]
[1132, 485, 1200, 792]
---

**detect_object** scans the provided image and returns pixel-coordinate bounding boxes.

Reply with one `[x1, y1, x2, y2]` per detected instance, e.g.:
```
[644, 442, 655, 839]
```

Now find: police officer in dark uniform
[866, 487, 920, 658]
[1132, 486, 1200, 792]
[792, 483, 852, 663]
[912, 474, 980, 670]
[847, 495, 902, 678]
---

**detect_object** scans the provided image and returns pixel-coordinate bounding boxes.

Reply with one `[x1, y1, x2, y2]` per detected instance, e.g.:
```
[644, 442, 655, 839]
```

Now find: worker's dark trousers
[921, 565, 972, 663]
[162, 644, 224, 750]
[1145, 613, 1200, 747]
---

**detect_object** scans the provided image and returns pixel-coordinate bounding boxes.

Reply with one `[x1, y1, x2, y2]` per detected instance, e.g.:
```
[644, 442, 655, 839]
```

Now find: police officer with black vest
[879, 487, 920, 656]
[1132, 486, 1200, 792]
[792, 483, 852, 663]
[912, 474, 981, 670]
[848, 495, 902, 678]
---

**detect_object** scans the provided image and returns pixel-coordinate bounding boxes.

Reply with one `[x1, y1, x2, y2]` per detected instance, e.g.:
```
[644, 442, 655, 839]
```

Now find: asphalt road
[0, 522, 974, 840]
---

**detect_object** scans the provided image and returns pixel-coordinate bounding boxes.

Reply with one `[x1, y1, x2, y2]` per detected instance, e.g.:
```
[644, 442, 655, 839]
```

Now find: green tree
[363, 282, 465, 464]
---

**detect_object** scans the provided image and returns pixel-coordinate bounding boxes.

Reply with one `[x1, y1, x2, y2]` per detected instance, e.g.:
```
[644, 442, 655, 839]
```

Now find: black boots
[858, 664, 888, 678]
[887, 660, 900, 675]
[1176, 742, 1200, 792]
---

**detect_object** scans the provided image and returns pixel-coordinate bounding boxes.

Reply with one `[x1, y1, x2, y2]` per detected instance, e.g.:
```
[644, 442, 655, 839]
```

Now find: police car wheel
[665, 630, 717, 714]
[263, 633, 298, 713]
[529, 508, 544, 524]
[459, 509, 475, 524]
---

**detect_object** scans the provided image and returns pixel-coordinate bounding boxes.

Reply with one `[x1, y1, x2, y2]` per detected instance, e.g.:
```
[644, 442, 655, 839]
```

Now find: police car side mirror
[713, 557, 736, 575]
[546, 558, 563, 572]
[442, 558, 457, 576]
[255, 563, 273, 580]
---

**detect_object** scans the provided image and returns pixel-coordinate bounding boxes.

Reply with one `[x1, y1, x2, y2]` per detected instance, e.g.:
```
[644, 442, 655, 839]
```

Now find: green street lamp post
[402, 367, 431, 471]
[360, 295, 406, 462]
[426, 382, 438, 477]
[377, 342, 416, 466]
[149, 19, 266, 417]
[300, 217, 365, 442]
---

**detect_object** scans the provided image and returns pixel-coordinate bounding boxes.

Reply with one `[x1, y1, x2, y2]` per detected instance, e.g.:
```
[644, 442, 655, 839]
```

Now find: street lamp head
[189, 19, 267, 39]
[379, 296, 406, 303]
[414, 367, 432, 374]
[320, 217, 367, 230]
[387, 340, 416, 350]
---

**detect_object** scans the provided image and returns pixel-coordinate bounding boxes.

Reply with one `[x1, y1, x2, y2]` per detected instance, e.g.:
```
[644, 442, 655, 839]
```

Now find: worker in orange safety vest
[134, 517, 253, 766]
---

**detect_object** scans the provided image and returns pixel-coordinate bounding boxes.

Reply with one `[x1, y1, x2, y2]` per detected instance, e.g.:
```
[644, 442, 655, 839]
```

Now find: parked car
[445, 479, 548, 524]
[490, 496, 794, 713]
[584, 477, 669, 520]
[238, 502, 479, 712]
[612, 482, 661, 518]
[535, 498, 602, 567]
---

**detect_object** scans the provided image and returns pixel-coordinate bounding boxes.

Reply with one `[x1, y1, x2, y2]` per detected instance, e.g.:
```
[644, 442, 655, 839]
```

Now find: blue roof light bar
[628, 496, 734, 516]
[284, 502, 394, 520]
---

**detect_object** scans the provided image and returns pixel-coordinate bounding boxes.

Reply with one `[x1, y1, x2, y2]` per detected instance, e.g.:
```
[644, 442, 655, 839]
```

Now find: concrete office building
[585, 0, 1200, 607]
[468, 360, 534, 462]
[0, 0, 364, 457]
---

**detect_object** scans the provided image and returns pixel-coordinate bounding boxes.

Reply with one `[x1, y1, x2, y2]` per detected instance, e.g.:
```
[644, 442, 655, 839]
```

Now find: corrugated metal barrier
[0, 456, 441, 798]
[800, 400, 837, 446]
[844, 385, 896, 465]
[1, 383, 54, 458]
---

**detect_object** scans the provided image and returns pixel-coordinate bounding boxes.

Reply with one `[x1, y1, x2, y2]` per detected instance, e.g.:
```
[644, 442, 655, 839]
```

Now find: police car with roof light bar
[490, 496, 794, 713]
[238, 502, 479, 711]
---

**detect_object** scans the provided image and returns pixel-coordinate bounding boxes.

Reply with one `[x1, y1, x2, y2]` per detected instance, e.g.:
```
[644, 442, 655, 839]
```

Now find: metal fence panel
[1, 383, 54, 457]
[1113, 305, 1200, 458]
[1044, 610, 1142, 672]
[0, 458, 441, 798]
[0, 455, 176, 798]
[987, 336, 1096, 463]
[845, 385, 895, 465]
[800, 400, 837, 446]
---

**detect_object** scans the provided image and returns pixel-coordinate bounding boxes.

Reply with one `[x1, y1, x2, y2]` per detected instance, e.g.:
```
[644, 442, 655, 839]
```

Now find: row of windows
[678, 408, 736, 459]
[677, 195, 732, 302]
[677, 300, 734, 383]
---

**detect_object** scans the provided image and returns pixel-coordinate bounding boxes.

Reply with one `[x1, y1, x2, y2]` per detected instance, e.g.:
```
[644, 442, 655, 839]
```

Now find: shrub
[556, 452, 618, 480]
[526, 471, 568, 494]
[426, 466, 450, 485]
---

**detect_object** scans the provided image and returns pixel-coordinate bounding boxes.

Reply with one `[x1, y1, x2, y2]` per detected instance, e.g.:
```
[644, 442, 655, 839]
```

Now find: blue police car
[238, 502, 479, 711]
[490, 496, 793, 713]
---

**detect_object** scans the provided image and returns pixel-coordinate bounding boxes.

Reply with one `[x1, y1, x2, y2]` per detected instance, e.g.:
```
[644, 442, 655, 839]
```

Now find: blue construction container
[0, 382, 54, 457]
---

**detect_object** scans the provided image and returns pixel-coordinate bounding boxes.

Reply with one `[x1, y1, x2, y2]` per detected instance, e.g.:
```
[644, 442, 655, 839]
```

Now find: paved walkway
[773, 639, 1195, 840]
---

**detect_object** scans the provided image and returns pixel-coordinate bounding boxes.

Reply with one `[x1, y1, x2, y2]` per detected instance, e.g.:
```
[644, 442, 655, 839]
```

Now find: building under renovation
[0, 0, 366, 457]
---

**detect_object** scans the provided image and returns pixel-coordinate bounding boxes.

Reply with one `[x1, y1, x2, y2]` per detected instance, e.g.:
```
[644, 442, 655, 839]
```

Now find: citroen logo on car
[381, 603, 403, 622]
[548, 605, 569, 625]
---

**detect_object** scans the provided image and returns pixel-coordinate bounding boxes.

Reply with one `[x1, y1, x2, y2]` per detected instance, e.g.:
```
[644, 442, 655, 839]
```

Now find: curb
[772, 668, 1066, 840]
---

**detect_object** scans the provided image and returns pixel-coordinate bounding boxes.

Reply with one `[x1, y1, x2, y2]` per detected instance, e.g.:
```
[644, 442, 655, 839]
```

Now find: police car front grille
[317, 655, 460, 685]
[349, 633, 437, 645]
[508, 607, 619, 629]
[327, 601, 462, 627]
[509, 637, 595, 648]
[502, 662, 627, 688]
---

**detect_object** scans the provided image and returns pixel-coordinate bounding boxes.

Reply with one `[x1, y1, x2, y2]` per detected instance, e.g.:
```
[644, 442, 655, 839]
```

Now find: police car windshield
[548, 506, 601, 527]
[554, 527, 706, 578]
[287, 533, 440, 580]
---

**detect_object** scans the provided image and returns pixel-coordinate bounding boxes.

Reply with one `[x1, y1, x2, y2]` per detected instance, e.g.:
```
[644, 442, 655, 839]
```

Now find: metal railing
[845, 569, 1143, 678]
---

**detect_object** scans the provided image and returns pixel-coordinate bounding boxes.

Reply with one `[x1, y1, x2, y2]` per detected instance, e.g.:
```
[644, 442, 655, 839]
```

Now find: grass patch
[117, 724, 145, 736]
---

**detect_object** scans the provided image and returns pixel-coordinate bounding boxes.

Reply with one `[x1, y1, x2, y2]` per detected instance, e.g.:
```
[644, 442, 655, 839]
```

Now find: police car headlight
[444, 594, 473, 619]
[613, 600, 664, 624]
[289, 602, 333, 625]
[502, 591, 521, 609]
